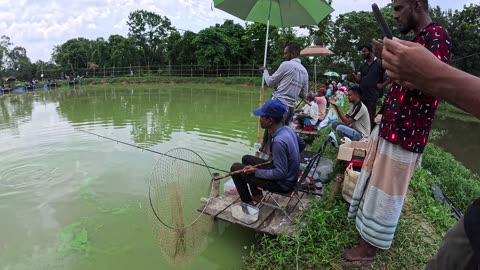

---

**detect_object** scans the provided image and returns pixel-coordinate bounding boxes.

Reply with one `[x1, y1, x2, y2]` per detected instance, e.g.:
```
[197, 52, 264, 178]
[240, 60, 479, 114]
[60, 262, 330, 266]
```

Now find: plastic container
[223, 178, 237, 194]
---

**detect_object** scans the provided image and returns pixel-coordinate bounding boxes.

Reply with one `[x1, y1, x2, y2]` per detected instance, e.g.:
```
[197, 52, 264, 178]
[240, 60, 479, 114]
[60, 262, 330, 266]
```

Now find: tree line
[1, 2, 479, 82]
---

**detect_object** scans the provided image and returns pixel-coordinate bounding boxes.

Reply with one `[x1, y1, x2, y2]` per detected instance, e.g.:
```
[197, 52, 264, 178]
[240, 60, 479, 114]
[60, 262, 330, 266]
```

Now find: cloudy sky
[0, 0, 476, 62]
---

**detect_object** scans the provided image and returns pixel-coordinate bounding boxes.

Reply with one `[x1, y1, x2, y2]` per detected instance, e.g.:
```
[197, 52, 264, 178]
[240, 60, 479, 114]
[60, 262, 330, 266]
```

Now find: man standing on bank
[342, 0, 451, 263]
[259, 42, 309, 155]
[260, 42, 309, 126]
[351, 44, 389, 130]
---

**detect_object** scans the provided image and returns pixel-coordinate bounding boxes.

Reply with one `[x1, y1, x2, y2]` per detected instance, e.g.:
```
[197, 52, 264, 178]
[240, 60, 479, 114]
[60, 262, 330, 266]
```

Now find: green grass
[437, 101, 480, 123]
[243, 128, 480, 270]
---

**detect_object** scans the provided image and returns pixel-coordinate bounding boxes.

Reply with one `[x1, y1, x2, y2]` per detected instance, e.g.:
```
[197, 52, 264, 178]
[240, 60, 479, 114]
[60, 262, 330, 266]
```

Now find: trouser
[361, 98, 377, 131]
[331, 121, 362, 141]
[231, 155, 288, 203]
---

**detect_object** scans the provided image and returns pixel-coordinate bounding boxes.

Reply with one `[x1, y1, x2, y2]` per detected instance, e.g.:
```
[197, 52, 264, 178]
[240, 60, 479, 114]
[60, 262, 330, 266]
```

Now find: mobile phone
[372, 3, 393, 39]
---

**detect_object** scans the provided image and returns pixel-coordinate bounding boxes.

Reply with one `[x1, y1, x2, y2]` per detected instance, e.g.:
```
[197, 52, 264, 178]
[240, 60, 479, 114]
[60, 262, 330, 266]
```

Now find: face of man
[393, 0, 416, 34]
[259, 116, 272, 129]
[283, 47, 294, 61]
[347, 90, 357, 103]
[360, 48, 371, 60]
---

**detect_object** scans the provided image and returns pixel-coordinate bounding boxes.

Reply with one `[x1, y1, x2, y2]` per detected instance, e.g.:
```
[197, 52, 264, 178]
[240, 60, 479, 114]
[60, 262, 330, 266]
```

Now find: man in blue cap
[230, 99, 305, 204]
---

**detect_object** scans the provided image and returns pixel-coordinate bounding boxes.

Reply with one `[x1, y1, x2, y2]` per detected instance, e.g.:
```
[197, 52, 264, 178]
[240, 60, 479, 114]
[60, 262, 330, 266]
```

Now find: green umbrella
[214, 0, 334, 28]
[324, 71, 340, 77]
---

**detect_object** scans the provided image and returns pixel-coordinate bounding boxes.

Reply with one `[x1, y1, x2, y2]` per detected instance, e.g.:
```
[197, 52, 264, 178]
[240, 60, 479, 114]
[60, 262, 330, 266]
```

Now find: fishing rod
[78, 129, 230, 173]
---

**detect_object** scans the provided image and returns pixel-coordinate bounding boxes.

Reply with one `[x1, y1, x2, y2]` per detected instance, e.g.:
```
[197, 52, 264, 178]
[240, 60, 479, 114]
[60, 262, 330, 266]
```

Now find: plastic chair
[258, 132, 338, 222]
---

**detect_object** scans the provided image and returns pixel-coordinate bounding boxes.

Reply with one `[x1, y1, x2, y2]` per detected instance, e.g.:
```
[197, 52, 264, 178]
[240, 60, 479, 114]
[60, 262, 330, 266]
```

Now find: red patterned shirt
[378, 22, 451, 153]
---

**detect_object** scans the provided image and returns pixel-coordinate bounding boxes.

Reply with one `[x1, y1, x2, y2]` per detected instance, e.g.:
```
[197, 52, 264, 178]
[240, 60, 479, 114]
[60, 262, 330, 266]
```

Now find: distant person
[351, 44, 388, 129]
[295, 92, 319, 130]
[382, 36, 480, 270]
[329, 86, 370, 141]
[230, 100, 305, 204]
[342, 0, 451, 263]
[315, 88, 328, 121]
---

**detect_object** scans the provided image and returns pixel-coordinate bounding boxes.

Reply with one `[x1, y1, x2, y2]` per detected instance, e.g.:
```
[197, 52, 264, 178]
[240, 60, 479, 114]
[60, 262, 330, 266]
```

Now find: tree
[4, 46, 33, 80]
[52, 38, 94, 72]
[448, 4, 480, 75]
[127, 10, 175, 67]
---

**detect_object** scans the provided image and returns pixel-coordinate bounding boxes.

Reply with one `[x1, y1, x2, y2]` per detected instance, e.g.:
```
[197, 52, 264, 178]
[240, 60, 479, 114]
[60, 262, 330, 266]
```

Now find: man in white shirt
[260, 42, 309, 125]
[295, 92, 319, 130]
[329, 86, 371, 141]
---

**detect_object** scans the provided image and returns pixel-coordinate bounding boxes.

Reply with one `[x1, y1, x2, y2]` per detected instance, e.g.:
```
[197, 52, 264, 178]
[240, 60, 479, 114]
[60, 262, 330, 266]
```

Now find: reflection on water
[0, 86, 261, 270]
[433, 117, 480, 175]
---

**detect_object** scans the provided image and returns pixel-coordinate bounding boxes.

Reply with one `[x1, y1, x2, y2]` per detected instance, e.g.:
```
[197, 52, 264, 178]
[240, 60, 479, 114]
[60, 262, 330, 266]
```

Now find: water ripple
[0, 163, 59, 189]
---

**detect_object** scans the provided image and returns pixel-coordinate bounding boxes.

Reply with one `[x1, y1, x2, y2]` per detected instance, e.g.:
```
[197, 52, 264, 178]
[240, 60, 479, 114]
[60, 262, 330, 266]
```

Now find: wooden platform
[199, 192, 313, 236]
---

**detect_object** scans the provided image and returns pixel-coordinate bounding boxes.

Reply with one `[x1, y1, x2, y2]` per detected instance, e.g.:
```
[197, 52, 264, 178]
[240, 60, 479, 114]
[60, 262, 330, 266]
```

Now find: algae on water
[61, 222, 91, 253]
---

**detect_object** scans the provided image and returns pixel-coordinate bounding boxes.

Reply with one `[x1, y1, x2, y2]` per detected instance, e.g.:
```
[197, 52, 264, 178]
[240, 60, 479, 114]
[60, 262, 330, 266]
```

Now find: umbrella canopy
[214, 0, 334, 28]
[300, 46, 334, 57]
[6, 76, 16, 82]
[324, 71, 340, 77]
[301, 46, 334, 89]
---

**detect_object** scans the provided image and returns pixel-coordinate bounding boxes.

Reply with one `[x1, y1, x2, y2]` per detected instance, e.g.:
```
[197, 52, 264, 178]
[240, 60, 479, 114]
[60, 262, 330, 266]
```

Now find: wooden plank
[199, 192, 312, 236]
[199, 194, 276, 230]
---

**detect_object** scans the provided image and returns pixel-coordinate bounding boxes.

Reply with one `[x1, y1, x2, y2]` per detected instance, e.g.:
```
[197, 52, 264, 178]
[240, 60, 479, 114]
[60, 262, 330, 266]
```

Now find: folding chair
[258, 132, 338, 222]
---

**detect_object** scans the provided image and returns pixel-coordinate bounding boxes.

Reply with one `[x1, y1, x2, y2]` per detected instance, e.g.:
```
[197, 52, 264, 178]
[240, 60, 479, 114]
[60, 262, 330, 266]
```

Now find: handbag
[342, 163, 360, 203]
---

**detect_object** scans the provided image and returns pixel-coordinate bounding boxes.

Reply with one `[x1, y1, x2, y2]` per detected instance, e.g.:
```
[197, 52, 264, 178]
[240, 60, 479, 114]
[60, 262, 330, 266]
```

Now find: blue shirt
[255, 126, 301, 190]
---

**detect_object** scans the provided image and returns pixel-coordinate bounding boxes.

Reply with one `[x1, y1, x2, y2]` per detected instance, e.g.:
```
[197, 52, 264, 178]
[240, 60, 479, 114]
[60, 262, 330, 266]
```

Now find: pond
[433, 116, 480, 175]
[0, 85, 265, 270]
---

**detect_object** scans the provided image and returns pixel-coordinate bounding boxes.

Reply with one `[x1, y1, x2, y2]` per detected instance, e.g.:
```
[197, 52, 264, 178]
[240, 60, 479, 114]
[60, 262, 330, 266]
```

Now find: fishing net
[148, 148, 215, 266]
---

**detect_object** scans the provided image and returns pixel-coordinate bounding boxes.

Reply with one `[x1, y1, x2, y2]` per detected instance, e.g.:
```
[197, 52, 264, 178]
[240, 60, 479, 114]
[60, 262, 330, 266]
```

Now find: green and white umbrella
[214, 0, 334, 28]
[324, 71, 340, 77]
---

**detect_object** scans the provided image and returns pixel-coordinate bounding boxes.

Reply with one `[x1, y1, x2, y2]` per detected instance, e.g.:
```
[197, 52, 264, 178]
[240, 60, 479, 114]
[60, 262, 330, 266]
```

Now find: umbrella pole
[314, 58, 317, 91]
[257, 0, 272, 144]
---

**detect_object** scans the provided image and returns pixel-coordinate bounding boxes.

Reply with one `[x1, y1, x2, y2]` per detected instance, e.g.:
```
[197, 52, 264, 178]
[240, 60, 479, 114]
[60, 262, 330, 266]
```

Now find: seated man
[295, 92, 319, 130]
[231, 99, 305, 204]
[329, 86, 371, 141]
[315, 88, 328, 120]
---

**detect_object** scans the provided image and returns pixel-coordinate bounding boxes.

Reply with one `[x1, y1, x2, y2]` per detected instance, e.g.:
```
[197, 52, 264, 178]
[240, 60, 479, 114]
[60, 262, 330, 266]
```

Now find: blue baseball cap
[253, 99, 286, 118]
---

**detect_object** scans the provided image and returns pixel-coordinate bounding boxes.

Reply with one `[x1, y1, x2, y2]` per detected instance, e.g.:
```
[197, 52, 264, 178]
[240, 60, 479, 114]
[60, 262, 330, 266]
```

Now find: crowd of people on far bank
[229, 0, 479, 268]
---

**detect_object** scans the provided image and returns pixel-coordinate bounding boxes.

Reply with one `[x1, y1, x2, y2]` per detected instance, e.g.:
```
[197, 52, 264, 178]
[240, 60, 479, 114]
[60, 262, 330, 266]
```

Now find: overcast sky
[0, 0, 476, 62]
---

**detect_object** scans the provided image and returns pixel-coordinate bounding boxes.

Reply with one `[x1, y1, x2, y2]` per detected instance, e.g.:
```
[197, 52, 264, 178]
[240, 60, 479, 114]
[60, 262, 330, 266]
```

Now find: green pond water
[0, 85, 266, 270]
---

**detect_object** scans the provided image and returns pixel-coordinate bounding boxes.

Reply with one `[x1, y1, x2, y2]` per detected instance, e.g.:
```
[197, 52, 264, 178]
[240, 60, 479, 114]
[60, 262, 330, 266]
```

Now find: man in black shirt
[351, 44, 389, 130]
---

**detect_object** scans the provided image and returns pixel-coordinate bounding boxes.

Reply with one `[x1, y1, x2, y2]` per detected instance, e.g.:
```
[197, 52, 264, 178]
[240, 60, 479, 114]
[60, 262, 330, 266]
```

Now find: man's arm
[299, 80, 308, 99]
[351, 71, 361, 83]
[382, 38, 480, 118]
[262, 62, 288, 87]
[297, 135, 306, 152]
[330, 98, 353, 125]
[255, 141, 289, 180]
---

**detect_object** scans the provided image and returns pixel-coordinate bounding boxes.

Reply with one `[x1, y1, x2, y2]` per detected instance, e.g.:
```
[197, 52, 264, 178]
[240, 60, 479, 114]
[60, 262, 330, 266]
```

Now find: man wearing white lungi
[342, 0, 451, 262]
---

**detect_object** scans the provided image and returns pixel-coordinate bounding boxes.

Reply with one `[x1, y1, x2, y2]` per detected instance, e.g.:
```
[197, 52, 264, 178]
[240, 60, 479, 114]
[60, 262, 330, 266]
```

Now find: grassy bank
[244, 129, 480, 270]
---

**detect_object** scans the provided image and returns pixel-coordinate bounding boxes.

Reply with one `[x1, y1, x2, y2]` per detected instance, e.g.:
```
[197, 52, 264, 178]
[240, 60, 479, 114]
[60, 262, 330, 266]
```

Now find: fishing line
[78, 129, 230, 173]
